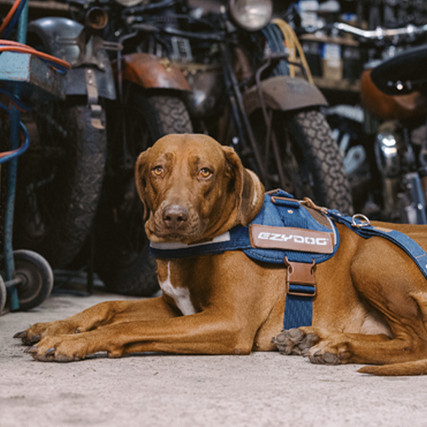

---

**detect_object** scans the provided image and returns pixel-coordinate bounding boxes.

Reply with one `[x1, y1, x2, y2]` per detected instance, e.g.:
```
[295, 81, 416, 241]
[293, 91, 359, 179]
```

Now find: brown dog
[15, 134, 427, 375]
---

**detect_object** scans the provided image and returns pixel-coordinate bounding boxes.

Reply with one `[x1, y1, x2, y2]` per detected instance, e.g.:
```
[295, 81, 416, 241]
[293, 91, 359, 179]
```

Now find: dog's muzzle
[162, 204, 189, 232]
[150, 199, 206, 242]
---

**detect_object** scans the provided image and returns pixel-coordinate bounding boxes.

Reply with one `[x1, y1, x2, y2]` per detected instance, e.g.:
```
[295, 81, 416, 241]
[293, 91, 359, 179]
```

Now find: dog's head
[135, 133, 265, 244]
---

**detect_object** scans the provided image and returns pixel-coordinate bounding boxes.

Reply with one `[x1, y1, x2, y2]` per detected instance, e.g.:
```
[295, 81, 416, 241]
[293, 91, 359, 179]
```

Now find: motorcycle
[363, 43, 427, 224]
[94, 0, 352, 296]
[14, 0, 194, 296]
[324, 22, 427, 223]
[123, 0, 352, 212]
[13, 1, 115, 271]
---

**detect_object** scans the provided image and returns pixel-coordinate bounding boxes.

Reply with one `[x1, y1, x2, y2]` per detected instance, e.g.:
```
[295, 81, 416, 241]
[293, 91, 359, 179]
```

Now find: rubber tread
[14, 105, 106, 268]
[288, 110, 353, 213]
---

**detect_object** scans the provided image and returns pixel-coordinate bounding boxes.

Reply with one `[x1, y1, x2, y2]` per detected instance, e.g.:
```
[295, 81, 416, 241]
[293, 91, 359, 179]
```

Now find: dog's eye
[152, 166, 164, 177]
[198, 168, 212, 179]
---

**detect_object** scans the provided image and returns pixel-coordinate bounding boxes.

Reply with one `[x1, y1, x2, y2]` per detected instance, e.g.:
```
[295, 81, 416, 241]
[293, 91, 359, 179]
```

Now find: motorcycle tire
[14, 103, 106, 268]
[252, 108, 353, 214]
[95, 92, 193, 297]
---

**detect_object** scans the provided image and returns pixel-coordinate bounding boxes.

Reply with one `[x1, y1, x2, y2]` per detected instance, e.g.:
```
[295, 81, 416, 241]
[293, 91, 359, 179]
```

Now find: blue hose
[0, 120, 29, 164]
[1, 0, 28, 39]
[3, 0, 29, 310]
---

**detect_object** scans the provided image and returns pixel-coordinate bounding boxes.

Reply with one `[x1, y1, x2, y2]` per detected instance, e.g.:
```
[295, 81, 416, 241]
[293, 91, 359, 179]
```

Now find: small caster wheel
[0, 275, 6, 314]
[14, 250, 54, 310]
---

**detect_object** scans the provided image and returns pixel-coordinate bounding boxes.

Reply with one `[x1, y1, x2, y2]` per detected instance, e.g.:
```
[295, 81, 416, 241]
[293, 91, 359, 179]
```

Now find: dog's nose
[162, 205, 188, 230]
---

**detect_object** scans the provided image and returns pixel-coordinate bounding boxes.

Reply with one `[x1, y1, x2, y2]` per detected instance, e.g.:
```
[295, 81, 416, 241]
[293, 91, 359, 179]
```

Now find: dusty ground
[1, 285, 427, 427]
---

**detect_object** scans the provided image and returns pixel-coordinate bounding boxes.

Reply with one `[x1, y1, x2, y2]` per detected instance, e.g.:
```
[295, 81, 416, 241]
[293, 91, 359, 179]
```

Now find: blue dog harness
[327, 210, 427, 279]
[150, 190, 427, 329]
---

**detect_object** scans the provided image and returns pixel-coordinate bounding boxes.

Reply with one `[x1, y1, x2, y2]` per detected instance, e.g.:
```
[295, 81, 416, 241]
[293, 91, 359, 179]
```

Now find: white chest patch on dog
[159, 262, 196, 316]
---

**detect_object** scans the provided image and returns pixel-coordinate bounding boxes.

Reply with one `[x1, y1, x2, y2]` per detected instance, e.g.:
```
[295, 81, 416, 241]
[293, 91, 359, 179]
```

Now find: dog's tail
[358, 359, 427, 376]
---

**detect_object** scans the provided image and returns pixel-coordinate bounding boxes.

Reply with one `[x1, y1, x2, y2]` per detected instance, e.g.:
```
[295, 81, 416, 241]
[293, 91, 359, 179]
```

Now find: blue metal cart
[0, 0, 68, 313]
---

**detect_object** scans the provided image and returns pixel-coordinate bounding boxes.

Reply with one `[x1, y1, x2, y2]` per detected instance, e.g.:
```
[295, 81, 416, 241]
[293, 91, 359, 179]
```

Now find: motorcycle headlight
[229, 0, 272, 31]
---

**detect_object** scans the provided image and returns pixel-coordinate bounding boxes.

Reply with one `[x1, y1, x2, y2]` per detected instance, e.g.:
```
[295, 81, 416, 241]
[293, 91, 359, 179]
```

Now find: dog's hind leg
[274, 324, 427, 366]
[344, 239, 427, 365]
[274, 325, 427, 375]
[274, 237, 427, 371]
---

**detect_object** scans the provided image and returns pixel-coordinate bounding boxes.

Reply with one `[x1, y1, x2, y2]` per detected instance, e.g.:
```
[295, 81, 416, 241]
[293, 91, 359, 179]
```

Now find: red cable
[0, 0, 71, 159]
[0, 42, 71, 70]
[0, 0, 22, 36]
[0, 130, 25, 158]
[0, 147, 20, 158]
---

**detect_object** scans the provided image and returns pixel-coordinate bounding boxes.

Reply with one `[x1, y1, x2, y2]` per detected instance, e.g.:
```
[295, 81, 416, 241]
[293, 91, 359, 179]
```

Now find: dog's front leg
[15, 297, 178, 346]
[25, 308, 255, 362]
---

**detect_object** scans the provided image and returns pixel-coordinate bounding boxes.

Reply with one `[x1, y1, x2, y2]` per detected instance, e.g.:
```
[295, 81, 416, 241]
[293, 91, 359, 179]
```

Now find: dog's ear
[223, 146, 264, 225]
[135, 148, 151, 222]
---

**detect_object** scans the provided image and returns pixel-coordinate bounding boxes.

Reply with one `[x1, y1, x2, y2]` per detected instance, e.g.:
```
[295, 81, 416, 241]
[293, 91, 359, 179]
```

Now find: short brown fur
[15, 134, 427, 375]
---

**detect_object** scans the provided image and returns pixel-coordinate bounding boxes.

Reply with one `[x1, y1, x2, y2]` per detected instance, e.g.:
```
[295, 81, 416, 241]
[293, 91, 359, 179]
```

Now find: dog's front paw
[14, 320, 78, 346]
[24, 332, 124, 362]
[272, 328, 319, 356]
[24, 334, 93, 362]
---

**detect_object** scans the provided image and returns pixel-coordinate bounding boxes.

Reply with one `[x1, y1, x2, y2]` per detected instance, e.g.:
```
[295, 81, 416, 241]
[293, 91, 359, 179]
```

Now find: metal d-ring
[351, 213, 371, 228]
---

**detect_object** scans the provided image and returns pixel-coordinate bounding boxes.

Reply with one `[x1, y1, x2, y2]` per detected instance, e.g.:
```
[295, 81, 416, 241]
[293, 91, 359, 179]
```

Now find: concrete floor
[1, 287, 427, 427]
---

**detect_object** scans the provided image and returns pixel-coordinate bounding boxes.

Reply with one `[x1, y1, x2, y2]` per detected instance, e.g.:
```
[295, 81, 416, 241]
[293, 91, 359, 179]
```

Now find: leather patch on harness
[250, 224, 334, 254]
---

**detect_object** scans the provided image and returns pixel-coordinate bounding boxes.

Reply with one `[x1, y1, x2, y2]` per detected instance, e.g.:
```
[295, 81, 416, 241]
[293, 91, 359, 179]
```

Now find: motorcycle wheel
[14, 102, 107, 268]
[95, 92, 193, 296]
[252, 108, 353, 214]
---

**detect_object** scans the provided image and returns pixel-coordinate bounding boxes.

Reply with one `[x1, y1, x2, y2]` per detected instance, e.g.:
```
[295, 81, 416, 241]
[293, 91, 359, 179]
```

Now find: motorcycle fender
[27, 17, 116, 100]
[122, 53, 190, 91]
[243, 76, 327, 115]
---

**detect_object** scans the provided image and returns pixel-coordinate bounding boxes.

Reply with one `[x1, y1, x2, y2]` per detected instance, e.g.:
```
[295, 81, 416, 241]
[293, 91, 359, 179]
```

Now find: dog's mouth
[148, 227, 206, 244]
[150, 229, 193, 242]
[146, 207, 207, 244]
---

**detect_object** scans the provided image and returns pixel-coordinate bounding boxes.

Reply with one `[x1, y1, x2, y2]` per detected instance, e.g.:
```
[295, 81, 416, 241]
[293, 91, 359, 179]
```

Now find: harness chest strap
[283, 258, 317, 330]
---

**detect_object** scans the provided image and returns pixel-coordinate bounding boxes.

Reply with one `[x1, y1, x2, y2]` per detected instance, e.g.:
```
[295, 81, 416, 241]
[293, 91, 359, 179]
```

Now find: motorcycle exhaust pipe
[374, 131, 400, 178]
[85, 7, 109, 31]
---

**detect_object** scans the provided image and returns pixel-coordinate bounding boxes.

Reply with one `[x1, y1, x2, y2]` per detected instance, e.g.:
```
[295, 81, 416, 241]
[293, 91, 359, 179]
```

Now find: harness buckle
[283, 257, 316, 297]
[287, 283, 316, 298]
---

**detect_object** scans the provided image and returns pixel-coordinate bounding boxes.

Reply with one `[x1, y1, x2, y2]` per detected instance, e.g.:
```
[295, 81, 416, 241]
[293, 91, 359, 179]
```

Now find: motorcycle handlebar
[333, 22, 427, 40]
[64, 0, 177, 13]
[124, 0, 177, 16]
